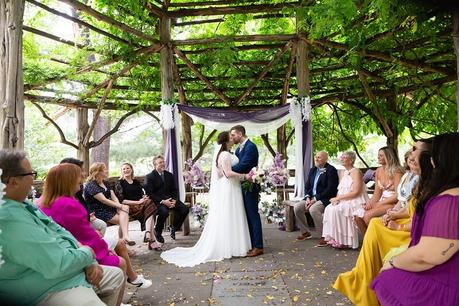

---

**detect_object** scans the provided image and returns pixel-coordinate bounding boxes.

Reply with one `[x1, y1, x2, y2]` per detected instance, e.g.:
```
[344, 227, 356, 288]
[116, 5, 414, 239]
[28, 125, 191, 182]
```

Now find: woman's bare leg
[109, 210, 131, 242]
[115, 240, 137, 282]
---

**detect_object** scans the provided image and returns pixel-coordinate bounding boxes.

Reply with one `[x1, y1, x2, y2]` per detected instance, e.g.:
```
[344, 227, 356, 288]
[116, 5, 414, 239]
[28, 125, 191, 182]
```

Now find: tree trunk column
[77, 108, 90, 173]
[0, 0, 25, 150]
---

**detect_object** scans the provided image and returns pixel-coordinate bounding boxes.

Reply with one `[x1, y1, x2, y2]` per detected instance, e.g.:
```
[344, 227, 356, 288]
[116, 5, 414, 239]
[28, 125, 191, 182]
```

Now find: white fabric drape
[173, 106, 186, 203]
[289, 101, 306, 199]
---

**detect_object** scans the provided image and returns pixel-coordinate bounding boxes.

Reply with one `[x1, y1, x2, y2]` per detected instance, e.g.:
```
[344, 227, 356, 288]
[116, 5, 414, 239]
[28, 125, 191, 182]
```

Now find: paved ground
[117, 221, 358, 306]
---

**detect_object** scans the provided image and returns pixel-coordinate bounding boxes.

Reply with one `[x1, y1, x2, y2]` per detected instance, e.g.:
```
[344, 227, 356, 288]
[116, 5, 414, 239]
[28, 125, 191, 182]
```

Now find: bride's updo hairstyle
[216, 131, 230, 166]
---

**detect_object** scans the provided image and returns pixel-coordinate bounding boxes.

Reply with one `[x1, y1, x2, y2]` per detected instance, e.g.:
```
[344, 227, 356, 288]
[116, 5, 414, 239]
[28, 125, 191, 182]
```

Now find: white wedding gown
[160, 151, 251, 267]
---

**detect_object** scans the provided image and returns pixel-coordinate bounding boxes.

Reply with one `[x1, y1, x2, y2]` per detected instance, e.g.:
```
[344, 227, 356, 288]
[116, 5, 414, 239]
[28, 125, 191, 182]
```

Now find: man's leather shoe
[316, 237, 328, 247]
[296, 232, 312, 241]
[247, 248, 264, 257]
[154, 230, 164, 244]
[169, 226, 176, 240]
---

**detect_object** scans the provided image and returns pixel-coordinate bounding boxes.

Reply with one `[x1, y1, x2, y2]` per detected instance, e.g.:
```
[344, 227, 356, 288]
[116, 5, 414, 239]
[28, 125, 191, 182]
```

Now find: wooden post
[296, 35, 310, 98]
[160, 17, 173, 153]
[0, 0, 25, 150]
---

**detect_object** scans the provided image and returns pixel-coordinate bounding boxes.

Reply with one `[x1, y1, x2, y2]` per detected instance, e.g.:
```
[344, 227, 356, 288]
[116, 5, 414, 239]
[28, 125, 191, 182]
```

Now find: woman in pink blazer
[39, 163, 152, 289]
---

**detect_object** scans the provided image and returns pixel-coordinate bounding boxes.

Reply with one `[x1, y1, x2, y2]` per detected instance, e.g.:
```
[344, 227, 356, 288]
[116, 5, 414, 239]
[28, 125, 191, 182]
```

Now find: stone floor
[118, 221, 358, 306]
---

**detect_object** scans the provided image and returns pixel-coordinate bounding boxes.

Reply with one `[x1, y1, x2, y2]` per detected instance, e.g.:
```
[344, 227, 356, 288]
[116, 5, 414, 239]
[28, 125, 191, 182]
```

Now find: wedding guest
[60, 157, 107, 235]
[0, 150, 125, 306]
[84, 162, 134, 245]
[144, 155, 190, 243]
[114, 162, 161, 250]
[334, 140, 433, 306]
[39, 163, 152, 289]
[322, 151, 369, 249]
[294, 151, 339, 245]
[354, 146, 403, 234]
[371, 133, 459, 305]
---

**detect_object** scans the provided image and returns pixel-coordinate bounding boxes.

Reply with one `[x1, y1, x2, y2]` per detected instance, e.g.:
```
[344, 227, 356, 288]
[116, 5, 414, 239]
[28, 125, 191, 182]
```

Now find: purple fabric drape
[164, 127, 179, 189]
[177, 104, 290, 122]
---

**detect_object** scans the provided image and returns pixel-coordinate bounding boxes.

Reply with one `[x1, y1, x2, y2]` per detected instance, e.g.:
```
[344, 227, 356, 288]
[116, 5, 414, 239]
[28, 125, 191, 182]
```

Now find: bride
[160, 131, 252, 267]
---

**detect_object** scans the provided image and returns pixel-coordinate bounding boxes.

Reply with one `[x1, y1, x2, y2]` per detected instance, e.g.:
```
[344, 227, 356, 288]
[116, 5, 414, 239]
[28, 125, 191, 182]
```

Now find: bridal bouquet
[183, 159, 207, 188]
[242, 167, 266, 194]
[267, 153, 289, 187]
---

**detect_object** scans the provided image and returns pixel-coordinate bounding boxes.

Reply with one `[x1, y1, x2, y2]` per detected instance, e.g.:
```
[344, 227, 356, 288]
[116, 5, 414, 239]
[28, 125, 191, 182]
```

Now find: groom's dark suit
[233, 139, 263, 249]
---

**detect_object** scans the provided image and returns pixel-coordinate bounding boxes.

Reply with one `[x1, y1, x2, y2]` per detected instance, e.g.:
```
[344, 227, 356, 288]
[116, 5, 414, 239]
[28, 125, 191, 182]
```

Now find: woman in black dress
[84, 162, 135, 245]
[115, 162, 160, 250]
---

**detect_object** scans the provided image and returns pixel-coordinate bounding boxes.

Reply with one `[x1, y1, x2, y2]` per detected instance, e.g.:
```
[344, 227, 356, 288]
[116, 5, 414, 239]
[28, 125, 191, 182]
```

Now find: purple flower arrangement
[267, 153, 289, 187]
[192, 202, 208, 228]
[183, 159, 207, 187]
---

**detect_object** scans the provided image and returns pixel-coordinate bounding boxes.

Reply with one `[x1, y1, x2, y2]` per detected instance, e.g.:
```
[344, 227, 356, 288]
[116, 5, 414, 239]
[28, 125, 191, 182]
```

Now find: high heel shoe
[143, 231, 152, 243]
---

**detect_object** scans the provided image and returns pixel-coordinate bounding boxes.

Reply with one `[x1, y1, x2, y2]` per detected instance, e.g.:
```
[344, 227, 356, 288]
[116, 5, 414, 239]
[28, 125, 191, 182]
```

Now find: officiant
[144, 155, 189, 243]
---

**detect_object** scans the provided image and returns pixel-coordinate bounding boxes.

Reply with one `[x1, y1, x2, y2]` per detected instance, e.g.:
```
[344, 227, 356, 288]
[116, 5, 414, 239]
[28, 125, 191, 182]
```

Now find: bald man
[294, 151, 339, 246]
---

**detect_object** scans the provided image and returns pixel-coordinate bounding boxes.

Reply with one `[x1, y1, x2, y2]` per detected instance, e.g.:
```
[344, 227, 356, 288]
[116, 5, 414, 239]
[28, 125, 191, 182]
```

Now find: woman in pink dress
[322, 151, 369, 249]
[39, 163, 152, 289]
[371, 132, 459, 305]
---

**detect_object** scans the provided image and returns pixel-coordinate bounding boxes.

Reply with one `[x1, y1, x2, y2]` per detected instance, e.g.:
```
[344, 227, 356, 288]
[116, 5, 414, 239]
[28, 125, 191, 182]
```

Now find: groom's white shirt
[239, 138, 249, 151]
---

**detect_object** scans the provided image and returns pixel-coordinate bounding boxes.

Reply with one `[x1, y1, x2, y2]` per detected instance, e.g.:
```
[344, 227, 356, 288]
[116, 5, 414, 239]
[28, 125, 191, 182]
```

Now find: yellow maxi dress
[333, 198, 415, 306]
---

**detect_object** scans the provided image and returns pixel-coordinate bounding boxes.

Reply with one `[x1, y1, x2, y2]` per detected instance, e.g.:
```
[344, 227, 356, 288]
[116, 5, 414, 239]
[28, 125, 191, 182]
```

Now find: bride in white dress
[160, 131, 252, 267]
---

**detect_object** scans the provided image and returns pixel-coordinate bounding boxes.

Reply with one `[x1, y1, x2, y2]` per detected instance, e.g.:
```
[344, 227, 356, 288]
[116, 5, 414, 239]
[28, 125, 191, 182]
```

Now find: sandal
[124, 239, 136, 246]
[143, 231, 152, 243]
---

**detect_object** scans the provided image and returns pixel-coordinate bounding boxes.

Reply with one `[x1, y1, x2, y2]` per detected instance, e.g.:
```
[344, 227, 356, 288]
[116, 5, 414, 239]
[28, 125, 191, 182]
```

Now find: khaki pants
[293, 200, 325, 238]
[38, 265, 124, 306]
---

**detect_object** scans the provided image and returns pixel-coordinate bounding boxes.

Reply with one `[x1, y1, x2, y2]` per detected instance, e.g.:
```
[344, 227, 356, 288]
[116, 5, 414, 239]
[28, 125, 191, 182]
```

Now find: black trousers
[154, 200, 189, 232]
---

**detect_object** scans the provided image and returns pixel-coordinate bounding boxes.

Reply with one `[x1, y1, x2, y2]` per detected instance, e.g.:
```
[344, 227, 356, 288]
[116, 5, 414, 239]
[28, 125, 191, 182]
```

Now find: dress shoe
[316, 237, 328, 247]
[169, 225, 176, 240]
[154, 230, 164, 244]
[247, 248, 264, 257]
[296, 232, 312, 241]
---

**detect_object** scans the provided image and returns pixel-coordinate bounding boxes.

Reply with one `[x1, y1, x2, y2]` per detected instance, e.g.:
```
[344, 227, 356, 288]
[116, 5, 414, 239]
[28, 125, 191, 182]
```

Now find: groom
[230, 125, 264, 257]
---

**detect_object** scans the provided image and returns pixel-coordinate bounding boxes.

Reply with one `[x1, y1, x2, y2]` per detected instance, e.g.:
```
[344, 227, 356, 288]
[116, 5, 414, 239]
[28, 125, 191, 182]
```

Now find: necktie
[159, 172, 164, 182]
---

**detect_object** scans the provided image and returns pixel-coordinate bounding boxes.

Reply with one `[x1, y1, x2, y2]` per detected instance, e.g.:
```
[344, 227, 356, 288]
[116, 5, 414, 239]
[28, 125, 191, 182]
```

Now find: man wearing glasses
[0, 150, 126, 306]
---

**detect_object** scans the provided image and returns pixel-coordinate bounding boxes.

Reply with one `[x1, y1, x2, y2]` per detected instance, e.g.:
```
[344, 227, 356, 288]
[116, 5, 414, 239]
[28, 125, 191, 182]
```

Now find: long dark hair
[416, 132, 459, 215]
[216, 131, 230, 166]
[412, 150, 434, 201]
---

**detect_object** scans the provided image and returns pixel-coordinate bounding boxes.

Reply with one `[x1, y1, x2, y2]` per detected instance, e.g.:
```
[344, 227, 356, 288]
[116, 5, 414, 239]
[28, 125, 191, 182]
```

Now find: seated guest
[294, 151, 339, 245]
[334, 140, 432, 306]
[0, 150, 125, 306]
[114, 162, 161, 250]
[354, 146, 403, 234]
[84, 162, 134, 245]
[40, 163, 153, 289]
[144, 155, 190, 243]
[60, 157, 107, 235]
[322, 151, 369, 249]
[371, 133, 459, 306]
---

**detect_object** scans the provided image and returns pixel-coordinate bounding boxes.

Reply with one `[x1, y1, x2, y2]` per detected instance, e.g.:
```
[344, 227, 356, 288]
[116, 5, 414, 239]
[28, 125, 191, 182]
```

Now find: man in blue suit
[230, 125, 264, 257]
[294, 151, 339, 246]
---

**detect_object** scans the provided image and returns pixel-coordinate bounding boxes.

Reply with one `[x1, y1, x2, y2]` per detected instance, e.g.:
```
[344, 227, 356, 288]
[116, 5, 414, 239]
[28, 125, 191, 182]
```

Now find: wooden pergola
[1, 0, 457, 170]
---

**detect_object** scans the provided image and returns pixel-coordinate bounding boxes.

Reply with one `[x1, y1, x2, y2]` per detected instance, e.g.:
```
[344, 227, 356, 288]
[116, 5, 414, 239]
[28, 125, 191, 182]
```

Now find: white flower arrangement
[260, 199, 285, 225]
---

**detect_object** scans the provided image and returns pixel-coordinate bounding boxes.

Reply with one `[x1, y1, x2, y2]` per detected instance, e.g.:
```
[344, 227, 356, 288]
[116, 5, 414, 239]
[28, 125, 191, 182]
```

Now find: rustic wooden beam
[23, 25, 96, 52]
[281, 44, 296, 104]
[26, 0, 136, 47]
[58, 0, 160, 45]
[234, 41, 293, 106]
[83, 79, 114, 146]
[168, 2, 300, 17]
[172, 13, 288, 27]
[89, 109, 138, 148]
[307, 37, 454, 75]
[30, 101, 79, 149]
[169, 0, 263, 7]
[173, 34, 296, 45]
[47, 57, 113, 76]
[24, 44, 161, 91]
[174, 47, 232, 105]
[181, 43, 285, 54]
[146, 1, 166, 18]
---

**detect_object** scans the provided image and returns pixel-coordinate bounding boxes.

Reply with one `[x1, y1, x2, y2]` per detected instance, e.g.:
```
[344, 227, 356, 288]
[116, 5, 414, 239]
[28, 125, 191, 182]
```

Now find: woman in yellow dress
[333, 141, 432, 306]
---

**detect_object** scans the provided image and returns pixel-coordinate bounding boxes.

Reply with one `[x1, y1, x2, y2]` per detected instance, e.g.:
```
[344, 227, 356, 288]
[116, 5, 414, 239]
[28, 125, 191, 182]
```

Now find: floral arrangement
[267, 153, 289, 187]
[183, 159, 207, 187]
[191, 201, 208, 228]
[260, 199, 285, 225]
